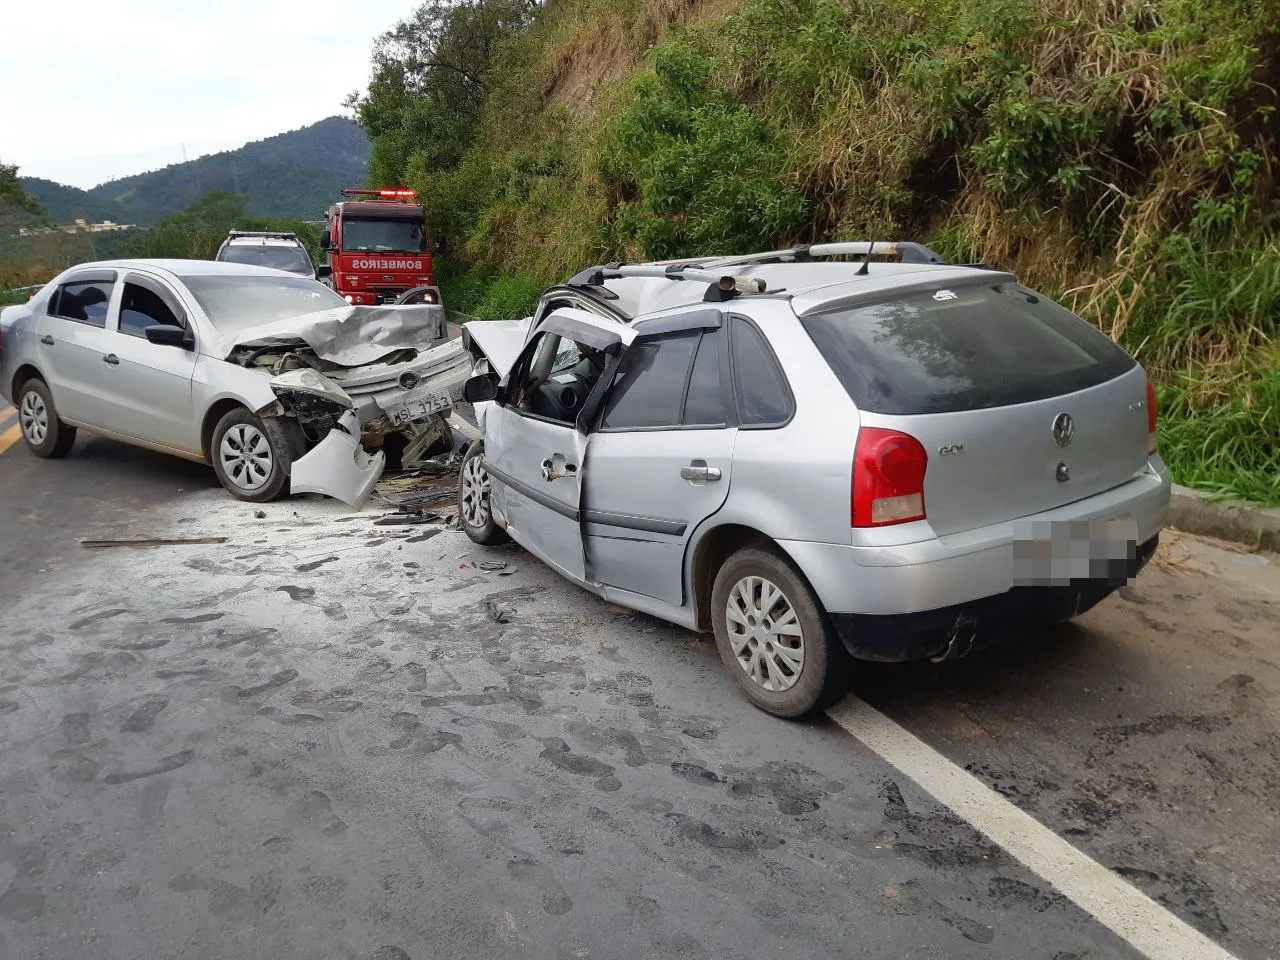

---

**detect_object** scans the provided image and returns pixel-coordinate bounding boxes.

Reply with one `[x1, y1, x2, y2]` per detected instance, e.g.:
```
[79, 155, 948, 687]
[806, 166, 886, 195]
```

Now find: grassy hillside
[20, 116, 369, 227]
[353, 0, 1280, 505]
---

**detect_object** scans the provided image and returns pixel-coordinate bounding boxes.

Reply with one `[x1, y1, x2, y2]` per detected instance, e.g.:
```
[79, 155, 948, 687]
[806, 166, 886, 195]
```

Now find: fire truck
[317, 188, 445, 305]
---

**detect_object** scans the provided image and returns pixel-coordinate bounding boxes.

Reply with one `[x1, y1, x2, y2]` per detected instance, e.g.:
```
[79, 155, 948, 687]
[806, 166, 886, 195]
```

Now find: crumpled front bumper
[289, 411, 385, 508]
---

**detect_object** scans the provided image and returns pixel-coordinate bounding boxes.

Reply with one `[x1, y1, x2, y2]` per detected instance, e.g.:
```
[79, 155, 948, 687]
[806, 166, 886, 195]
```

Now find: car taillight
[852, 427, 928, 527]
[1146, 381, 1158, 455]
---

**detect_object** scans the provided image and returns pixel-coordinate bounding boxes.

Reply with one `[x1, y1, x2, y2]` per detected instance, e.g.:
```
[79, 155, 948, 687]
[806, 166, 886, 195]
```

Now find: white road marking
[449, 413, 481, 443]
[827, 697, 1238, 960]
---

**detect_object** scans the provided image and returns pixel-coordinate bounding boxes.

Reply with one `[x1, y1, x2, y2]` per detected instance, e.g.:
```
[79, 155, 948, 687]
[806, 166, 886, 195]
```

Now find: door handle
[103, 354, 120, 365]
[680, 460, 722, 482]
[39, 335, 55, 346]
[540, 456, 578, 482]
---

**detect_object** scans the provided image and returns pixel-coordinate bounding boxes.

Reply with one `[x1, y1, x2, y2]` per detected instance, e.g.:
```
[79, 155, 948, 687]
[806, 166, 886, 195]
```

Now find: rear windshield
[800, 284, 1135, 414]
[219, 244, 312, 274]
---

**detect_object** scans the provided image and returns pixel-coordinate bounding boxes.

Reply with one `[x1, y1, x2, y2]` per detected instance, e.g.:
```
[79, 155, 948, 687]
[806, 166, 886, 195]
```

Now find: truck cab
[319, 189, 445, 305]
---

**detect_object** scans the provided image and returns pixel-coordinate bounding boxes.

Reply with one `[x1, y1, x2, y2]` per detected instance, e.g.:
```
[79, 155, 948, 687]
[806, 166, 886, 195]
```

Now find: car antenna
[856, 240, 875, 276]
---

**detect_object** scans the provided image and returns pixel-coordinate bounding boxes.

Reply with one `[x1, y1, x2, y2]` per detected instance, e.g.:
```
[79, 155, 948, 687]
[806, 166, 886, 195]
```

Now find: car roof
[596, 261, 1003, 322]
[224, 235, 303, 247]
[63, 259, 307, 282]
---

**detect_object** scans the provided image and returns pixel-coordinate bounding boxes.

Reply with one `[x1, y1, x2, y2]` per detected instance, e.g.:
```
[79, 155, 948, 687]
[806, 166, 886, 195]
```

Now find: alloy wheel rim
[218, 423, 272, 491]
[460, 456, 491, 528]
[726, 575, 805, 692]
[19, 390, 48, 446]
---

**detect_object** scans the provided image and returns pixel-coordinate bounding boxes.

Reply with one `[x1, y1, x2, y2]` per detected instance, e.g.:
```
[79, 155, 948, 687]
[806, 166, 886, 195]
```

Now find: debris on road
[478, 560, 508, 571]
[484, 599, 513, 623]
[81, 537, 229, 548]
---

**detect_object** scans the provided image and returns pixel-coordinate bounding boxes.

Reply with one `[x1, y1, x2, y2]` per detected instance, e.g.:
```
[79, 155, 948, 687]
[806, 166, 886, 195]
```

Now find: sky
[1, 0, 416, 189]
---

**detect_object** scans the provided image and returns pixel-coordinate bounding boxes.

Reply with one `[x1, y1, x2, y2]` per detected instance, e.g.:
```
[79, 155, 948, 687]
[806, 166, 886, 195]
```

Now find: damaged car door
[483, 309, 633, 583]
[99, 272, 200, 454]
[582, 312, 736, 606]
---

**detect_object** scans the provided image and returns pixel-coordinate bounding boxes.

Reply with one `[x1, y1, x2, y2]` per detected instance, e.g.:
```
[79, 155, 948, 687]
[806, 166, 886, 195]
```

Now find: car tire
[458, 441, 509, 546]
[210, 408, 304, 503]
[17, 378, 76, 458]
[711, 546, 850, 718]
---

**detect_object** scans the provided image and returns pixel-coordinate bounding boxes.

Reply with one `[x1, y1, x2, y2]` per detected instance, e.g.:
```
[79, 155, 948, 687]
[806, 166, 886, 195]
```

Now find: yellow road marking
[0, 407, 16, 433]
[0, 421, 22, 456]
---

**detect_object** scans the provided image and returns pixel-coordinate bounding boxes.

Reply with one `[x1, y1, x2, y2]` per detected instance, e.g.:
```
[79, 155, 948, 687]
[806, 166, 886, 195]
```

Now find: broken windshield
[341, 218, 428, 254]
[183, 274, 347, 336]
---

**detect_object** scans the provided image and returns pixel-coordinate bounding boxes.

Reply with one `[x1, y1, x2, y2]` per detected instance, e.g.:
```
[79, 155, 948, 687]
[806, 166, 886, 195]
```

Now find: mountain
[21, 116, 369, 227]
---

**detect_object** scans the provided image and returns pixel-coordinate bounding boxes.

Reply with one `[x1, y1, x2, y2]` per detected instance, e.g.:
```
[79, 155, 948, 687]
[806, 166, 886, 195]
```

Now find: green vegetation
[354, 0, 1280, 504]
[18, 117, 369, 227]
[0, 192, 323, 293]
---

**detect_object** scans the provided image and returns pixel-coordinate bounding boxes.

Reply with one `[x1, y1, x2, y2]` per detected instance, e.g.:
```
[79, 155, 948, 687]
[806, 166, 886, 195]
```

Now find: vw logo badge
[1052, 412, 1074, 447]
[399, 371, 420, 390]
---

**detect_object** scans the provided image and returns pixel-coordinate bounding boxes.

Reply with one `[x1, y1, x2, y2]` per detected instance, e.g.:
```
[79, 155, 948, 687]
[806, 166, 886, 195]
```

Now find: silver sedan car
[0, 260, 471, 505]
[456, 243, 1171, 717]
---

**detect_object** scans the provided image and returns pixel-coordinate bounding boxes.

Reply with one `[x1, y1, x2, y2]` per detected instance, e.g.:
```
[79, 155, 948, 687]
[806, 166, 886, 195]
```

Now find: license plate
[387, 389, 452, 425]
[1011, 516, 1139, 587]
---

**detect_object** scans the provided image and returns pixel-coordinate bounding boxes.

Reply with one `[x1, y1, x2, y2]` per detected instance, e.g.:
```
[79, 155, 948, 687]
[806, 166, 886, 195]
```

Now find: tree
[1, 160, 47, 235]
[126, 191, 252, 259]
[348, 0, 539, 186]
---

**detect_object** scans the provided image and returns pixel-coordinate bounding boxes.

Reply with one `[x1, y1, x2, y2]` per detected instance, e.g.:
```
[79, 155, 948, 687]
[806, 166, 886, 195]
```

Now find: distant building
[18, 219, 135, 237]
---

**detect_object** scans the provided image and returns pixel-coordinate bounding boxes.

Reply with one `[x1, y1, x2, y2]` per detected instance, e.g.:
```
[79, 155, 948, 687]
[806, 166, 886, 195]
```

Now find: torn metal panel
[290, 411, 385, 508]
[223, 303, 449, 366]
[461, 317, 533, 378]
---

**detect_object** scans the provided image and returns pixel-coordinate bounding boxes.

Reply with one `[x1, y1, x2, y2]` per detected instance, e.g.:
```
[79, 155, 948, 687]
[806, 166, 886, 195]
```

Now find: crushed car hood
[221, 303, 448, 366]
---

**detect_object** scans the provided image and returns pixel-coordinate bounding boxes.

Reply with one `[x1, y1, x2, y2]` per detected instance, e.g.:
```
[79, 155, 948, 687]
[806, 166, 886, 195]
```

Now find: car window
[730, 317, 793, 426]
[119, 282, 184, 339]
[181, 274, 346, 336]
[600, 332, 699, 430]
[800, 284, 1137, 414]
[510, 331, 610, 425]
[682, 328, 726, 426]
[50, 279, 114, 328]
[218, 244, 312, 273]
[552, 339, 585, 374]
[341, 218, 427, 254]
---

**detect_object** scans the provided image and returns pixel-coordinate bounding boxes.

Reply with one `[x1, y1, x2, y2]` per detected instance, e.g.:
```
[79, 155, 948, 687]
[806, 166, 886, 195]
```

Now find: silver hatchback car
[457, 243, 1171, 717]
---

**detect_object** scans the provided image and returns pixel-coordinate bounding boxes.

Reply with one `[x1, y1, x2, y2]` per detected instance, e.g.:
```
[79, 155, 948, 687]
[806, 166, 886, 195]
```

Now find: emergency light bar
[341, 188, 418, 201]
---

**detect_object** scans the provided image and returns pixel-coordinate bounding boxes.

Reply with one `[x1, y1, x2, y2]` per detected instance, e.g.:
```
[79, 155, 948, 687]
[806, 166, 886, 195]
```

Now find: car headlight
[344, 294, 355, 303]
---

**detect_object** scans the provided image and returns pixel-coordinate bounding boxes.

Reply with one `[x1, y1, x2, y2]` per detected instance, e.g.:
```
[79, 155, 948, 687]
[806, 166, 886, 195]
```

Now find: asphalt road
[1, 425, 1278, 960]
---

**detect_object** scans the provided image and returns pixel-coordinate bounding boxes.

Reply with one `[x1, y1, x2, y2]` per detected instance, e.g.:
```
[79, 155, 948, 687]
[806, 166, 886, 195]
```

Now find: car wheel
[711, 547, 850, 718]
[210, 408, 303, 503]
[458, 442, 509, 546]
[17, 378, 76, 458]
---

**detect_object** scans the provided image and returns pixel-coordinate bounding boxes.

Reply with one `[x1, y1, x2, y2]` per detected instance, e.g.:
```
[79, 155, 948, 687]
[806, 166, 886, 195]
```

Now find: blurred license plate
[1011, 516, 1139, 587]
[388, 389, 451, 425]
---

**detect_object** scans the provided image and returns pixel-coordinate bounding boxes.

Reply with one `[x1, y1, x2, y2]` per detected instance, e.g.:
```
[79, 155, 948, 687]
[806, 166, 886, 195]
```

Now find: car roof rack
[698, 240, 948, 269]
[566, 262, 769, 302]
[565, 241, 964, 305]
[226, 230, 301, 242]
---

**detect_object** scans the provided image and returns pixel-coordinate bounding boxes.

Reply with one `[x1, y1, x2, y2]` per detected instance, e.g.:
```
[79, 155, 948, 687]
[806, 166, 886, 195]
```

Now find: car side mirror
[319, 230, 331, 251]
[145, 324, 194, 350]
[315, 264, 332, 280]
[432, 234, 447, 257]
[462, 372, 499, 403]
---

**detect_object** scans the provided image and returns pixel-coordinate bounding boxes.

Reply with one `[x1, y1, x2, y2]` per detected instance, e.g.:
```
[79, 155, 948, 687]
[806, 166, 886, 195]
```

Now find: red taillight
[1146, 381, 1158, 455]
[853, 427, 928, 527]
